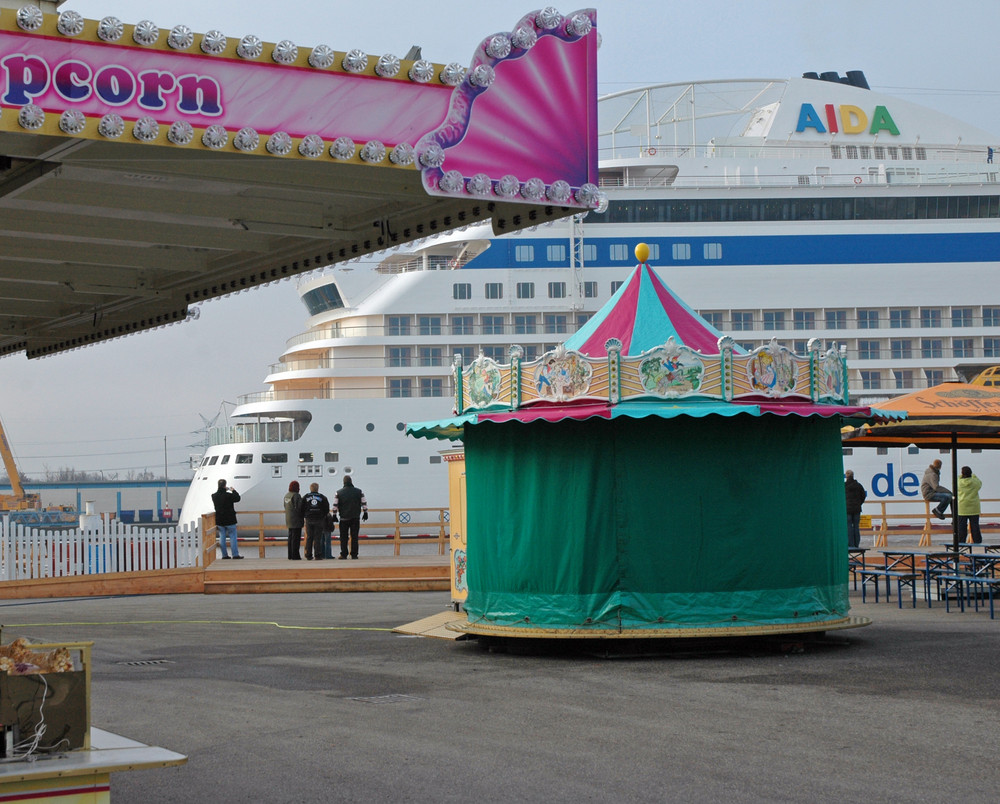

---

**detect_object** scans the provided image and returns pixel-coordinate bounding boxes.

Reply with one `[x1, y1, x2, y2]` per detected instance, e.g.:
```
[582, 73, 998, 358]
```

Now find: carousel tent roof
[563, 262, 731, 356]
[408, 249, 902, 440]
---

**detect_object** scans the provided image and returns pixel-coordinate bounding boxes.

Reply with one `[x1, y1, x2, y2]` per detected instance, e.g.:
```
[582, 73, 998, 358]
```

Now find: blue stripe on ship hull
[465, 232, 1000, 269]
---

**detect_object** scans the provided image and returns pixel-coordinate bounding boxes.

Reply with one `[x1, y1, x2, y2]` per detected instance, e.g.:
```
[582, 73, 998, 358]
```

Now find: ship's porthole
[344, 466, 352, 474]
[327, 467, 338, 475]
[396, 422, 405, 431]
[334, 424, 343, 432]
[366, 423, 375, 432]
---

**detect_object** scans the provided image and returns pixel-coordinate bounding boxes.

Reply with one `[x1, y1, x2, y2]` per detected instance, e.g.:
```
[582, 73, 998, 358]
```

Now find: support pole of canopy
[951, 432, 959, 553]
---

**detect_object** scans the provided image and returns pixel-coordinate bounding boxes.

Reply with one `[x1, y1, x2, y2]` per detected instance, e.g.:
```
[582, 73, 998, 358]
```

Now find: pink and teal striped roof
[564, 263, 728, 356]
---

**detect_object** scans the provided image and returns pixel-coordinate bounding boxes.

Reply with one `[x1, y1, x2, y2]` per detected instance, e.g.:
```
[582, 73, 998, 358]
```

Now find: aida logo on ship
[795, 103, 899, 136]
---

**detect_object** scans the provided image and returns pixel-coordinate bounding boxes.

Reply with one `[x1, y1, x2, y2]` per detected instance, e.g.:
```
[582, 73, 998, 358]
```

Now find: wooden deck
[0, 554, 450, 599]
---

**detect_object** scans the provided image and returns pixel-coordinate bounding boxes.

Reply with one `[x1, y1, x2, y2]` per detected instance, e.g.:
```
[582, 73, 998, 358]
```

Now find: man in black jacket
[300, 483, 330, 561]
[211, 479, 243, 559]
[844, 469, 867, 548]
[333, 475, 368, 560]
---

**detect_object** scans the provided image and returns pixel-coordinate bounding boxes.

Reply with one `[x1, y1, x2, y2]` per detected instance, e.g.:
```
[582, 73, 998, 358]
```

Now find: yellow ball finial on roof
[634, 242, 650, 264]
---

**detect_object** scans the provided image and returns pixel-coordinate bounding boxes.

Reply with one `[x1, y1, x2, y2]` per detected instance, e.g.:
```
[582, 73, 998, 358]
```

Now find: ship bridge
[0, 2, 598, 358]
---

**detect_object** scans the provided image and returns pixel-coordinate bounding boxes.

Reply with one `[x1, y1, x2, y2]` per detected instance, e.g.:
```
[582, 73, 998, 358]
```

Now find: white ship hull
[180, 74, 1000, 525]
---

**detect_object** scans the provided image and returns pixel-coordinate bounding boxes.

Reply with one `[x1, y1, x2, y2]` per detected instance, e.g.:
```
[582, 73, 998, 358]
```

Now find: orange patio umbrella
[842, 382, 1000, 551]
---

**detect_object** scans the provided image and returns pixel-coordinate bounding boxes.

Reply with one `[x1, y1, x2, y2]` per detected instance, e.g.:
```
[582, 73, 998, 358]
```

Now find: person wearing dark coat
[211, 478, 243, 559]
[283, 481, 304, 560]
[299, 483, 330, 561]
[844, 469, 867, 549]
[333, 475, 368, 560]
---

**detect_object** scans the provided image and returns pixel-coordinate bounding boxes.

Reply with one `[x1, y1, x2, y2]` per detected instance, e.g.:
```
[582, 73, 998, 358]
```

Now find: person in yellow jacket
[957, 466, 983, 544]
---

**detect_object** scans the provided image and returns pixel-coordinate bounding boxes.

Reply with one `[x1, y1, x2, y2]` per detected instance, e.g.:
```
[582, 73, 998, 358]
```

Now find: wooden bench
[858, 569, 918, 608]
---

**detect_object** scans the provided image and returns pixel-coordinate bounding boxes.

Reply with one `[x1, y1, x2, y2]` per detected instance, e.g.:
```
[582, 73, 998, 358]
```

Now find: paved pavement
[0, 588, 997, 803]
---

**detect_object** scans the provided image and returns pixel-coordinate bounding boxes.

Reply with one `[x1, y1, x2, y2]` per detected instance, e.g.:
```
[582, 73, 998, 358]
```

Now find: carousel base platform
[447, 614, 871, 639]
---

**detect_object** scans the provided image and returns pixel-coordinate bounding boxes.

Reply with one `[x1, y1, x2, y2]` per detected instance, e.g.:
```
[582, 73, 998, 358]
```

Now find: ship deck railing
[200, 507, 450, 564]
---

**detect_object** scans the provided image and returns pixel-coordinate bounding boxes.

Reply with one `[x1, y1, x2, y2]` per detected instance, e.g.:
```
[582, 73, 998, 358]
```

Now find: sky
[1, 0, 999, 481]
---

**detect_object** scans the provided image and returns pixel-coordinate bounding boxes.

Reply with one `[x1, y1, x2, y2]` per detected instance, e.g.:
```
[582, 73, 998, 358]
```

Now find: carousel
[408, 244, 903, 638]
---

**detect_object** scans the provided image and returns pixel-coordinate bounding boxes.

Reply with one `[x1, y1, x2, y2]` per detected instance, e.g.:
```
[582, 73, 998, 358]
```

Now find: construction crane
[0, 415, 40, 513]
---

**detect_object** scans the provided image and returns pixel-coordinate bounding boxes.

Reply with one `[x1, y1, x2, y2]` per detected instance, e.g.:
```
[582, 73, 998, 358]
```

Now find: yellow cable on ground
[1, 620, 393, 632]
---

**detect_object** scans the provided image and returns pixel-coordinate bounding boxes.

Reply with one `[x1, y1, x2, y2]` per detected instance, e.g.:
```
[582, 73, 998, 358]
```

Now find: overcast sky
[1, 0, 998, 480]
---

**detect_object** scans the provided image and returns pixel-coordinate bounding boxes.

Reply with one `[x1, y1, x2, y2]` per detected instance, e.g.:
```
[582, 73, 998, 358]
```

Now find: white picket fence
[0, 516, 202, 581]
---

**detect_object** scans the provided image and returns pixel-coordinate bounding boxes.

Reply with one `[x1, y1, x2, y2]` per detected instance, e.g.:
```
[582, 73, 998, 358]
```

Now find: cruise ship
[180, 72, 1000, 523]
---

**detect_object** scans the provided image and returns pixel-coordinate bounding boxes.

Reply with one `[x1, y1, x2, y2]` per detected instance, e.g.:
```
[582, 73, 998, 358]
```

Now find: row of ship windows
[854, 369, 949, 391]
[389, 306, 1000, 338]
[201, 452, 444, 468]
[830, 144, 925, 160]
[843, 447, 983, 457]
[593, 194, 1000, 224]
[490, 242, 714, 272]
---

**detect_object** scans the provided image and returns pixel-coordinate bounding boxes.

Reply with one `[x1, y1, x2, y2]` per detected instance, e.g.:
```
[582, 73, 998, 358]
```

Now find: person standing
[211, 479, 243, 559]
[920, 459, 953, 519]
[957, 466, 983, 544]
[844, 469, 867, 548]
[300, 483, 330, 561]
[283, 481, 304, 560]
[333, 475, 368, 560]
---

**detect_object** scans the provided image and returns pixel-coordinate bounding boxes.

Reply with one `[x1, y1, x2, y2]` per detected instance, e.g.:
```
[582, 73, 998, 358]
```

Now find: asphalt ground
[0, 588, 997, 803]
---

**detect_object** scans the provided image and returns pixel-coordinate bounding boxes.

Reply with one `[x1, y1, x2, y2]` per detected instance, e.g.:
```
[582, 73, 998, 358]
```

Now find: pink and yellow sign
[0, 6, 599, 208]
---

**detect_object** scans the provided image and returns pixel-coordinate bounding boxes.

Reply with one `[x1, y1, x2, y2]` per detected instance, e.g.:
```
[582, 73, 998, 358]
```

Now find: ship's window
[859, 145, 872, 159]
[798, 175, 810, 186]
[763, 311, 785, 331]
[397, 457, 410, 465]
[845, 145, 858, 159]
[482, 346, 506, 361]
[523, 345, 539, 361]
[861, 370, 881, 389]
[235, 454, 253, 464]
[732, 312, 753, 331]
[299, 453, 313, 463]
[201, 457, 209, 466]
[419, 347, 443, 366]
[453, 283, 471, 300]
[926, 369, 944, 386]
[544, 314, 568, 334]
[576, 313, 592, 328]
[793, 340, 808, 353]
[420, 379, 444, 397]
[893, 370, 913, 389]
[916, 147, 927, 160]
[365, 423, 375, 432]
[419, 316, 442, 335]
[516, 282, 535, 299]
[208, 456, 218, 465]
[547, 244, 566, 262]
[887, 146, 899, 160]
[858, 340, 880, 359]
[325, 452, 339, 462]
[609, 243, 629, 261]
[452, 315, 474, 335]
[920, 308, 942, 328]
[485, 282, 503, 299]
[366, 457, 378, 465]
[334, 424, 343, 432]
[984, 307, 1000, 327]
[221, 455, 230, 465]
[648, 244, 660, 259]
[825, 310, 847, 330]
[515, 245, 534, 262]
[387, 316, 410, 336]
[515, 315, 537, 335]
[902, 147, 913, 160]
[830, 145, 842, 159]
[793, 311, 815, 330]
[890, 309, 912, 328]
[951, 307, 973, 327]
[262, 454, 288, 463]
[298, 465, 322, 476]
[482, 315, 504, 335]
[672, 243, 690, 260]
[891, 339, 912, 359]
[703, 243, 722, 260]
[389, 347, 412, 367]
[327, 467, 338, 475]
[701, 312, 723, 329]
[984, 338, 1000, 357]
[858, 309, 880, 329]
[301, 283, 346, 316]
[584, 281, 598, 298]
[876, 447, 888, 455]
[610, 281, 624, 294]
[874, 145, 885, 159]
[907, 446, 920, 455]
[548, 282, 566, 299]
[953, 338, 974, 358]
[429, 455, 442, 464]
[454, 346, 475, 365]
[582, 244, 597, 262]
[842, 448, 853, 456]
